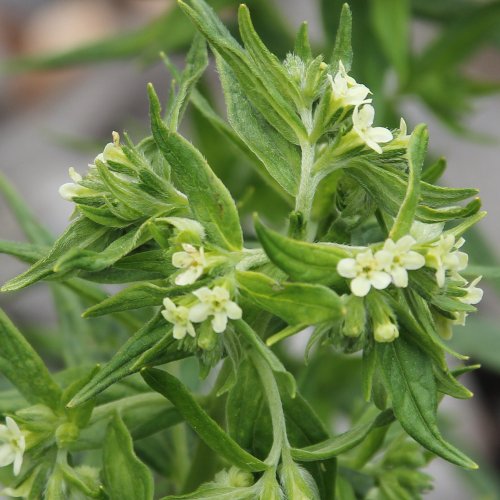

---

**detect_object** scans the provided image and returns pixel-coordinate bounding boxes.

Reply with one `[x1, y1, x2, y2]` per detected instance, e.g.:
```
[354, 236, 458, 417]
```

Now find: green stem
[250, 351, 288, 466]
[294, 108, 317, 240]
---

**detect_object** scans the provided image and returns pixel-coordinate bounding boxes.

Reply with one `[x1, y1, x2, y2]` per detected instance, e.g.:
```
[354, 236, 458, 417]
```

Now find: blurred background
[0, 0, 499, 498]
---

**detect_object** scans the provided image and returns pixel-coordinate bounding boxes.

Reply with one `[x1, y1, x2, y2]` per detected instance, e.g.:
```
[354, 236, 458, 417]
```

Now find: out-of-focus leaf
[0, 309, 61, 410]
[371, 0, 410, 81]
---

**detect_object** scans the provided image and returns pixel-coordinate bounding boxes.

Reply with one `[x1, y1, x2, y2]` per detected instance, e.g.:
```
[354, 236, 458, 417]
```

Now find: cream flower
[337, 249, 392, 297]
[172, 244, 207, 286]
[425, 235, 468, 287]
[352, 104, 393, 154]
[161, 298, 196, 340]
[376, 236, 425, 288]
[374, 321, 399, 343]
[0, 417, 25, 476]
[454, 276, 483, 326]
[329, 61, 371, 108]
[389, 118, 411, 149]
[189, 286, 242, 333]
[58, 167, 94, 201]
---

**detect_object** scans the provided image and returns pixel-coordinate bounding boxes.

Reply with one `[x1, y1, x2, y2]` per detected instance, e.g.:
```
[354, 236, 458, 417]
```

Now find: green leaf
[0, 308, 61, 410]
[0, 240, 47, 264]
[163, 484, 254, 499]
[103, 414, 154, 500]
[238, 4, 301, 106]
[1, 216, 110, 292]
[330, 3, 353, 73]
[167, 34, 208, 130]
[217, 56, 301, 195]
[142, 368, 268, 472]
[0, 174, 52, 245]
[149, 84, 243, 251]
[226, 357, 264, 450]
[54, 222, 152, 274]
[178, 0, 306, 144]
[68, 315, 172, 407]
[434, 366, 473, 400]
[83, 281, 173, 317]
[370, 0, 410, 81]
[254, 217, 348, 286]
[294, 22, 313, 61]
[463, 265, 500, 280]
[291, 410, 393, 461]
[422, 157, 446, 184]
[237, 271, 344, 325]
[378, 336, 477, 469]
[390, 124, 428, 239]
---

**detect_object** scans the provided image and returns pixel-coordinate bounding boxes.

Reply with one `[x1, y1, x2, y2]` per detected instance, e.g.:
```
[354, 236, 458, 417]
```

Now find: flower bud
[341, 295, 366, 338]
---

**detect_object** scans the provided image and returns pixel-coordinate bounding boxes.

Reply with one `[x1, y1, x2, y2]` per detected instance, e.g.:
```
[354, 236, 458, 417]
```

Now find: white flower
[58, 167, 94, 201]
[0, 417, 25, 476]
[374, 321, 399, 343]
[161, 298, 196, 340]
[189, 286, 242, 333]
[352, 104, 393, 154]
[172, 244, 207, 286]
[425, 235, 468, 287]
[337, 249, 392, 297]
[329, 61, 371, 108]
[375, 236, 425, 288]
[389, 118, 411, 149]
[454, 276, 483, 326]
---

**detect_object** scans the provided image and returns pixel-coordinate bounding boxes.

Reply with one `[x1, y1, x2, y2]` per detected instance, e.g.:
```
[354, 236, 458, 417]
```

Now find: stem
[250, 351, 288, 466]
[294, 108, 317, 240]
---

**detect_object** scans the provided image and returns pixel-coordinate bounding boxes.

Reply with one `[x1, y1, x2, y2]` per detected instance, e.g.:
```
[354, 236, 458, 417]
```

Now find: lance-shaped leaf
[167, 33, 208, 131]
[54, 222, 152, 274]
[149, 84, 243, 251]
[217, 56, 301, 196]
[254, 217, 348, 286]
[390, 124, 428, 240]
[0, 240, 47, 264]
[294, 22, 313, 61]
[2, 216, 110, 291]
[0, 309, 61, 410]
[83, 281, 173, 317]
[291, 410, 393, 462]
[103, 413, 154, 500]
[377, 336, 477, 469]
[434, 366, 473, 400]
[142, 368, 268, 472]
[178, 0, 306, 144]
[163, 484, 254, 500]
[68, 315, 173, 407]
[238, 4, 301, 106]
[330, 3, 353, 73]
[0, 173, 52, 245]
[237, 271, 343, 325]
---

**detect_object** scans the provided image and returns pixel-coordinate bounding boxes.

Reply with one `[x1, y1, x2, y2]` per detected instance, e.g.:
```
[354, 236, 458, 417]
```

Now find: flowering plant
[0, 1, 490, 498]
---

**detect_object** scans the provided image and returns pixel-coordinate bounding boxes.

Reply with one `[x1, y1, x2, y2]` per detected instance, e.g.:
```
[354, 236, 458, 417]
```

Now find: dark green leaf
[149, 84, 243, 250]
[142, 368, 268, 472]
[378, 336, 477, 469]
[255, 217, 347, 286]
[237, 271, 343, 325]
[330, 3, 353, 73]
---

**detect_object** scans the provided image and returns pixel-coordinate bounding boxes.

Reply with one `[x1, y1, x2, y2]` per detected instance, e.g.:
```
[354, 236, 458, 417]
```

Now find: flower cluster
[327, 62, 393, 154]
[337, 235, 425, 297]
[162, 285, 242, 341]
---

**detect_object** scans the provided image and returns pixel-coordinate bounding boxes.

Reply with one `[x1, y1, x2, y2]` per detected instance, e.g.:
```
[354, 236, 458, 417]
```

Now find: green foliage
[0, 0, 498, 498]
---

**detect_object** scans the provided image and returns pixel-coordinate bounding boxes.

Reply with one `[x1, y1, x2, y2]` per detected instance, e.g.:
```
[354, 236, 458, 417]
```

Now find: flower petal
[350, 276, 371, 297]
[189, 303, 211, 323]
[212, 313, 228, 333]
[402, 251, 425, 270]
[225, 301, 242, 320]
[370, 271, 391, 290]
[337, 258, 358, 278]
[391, 267, 408, 288]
